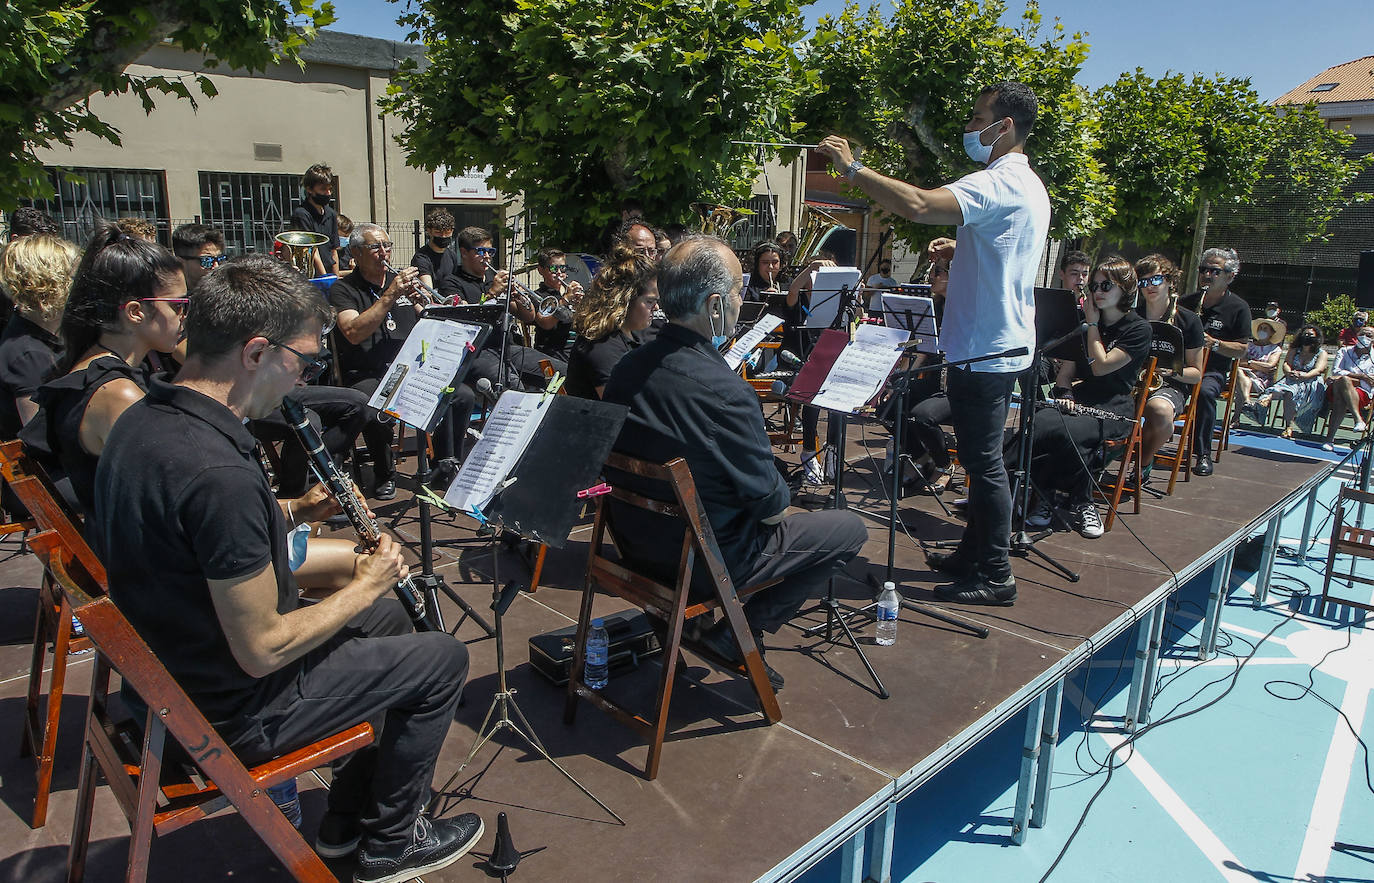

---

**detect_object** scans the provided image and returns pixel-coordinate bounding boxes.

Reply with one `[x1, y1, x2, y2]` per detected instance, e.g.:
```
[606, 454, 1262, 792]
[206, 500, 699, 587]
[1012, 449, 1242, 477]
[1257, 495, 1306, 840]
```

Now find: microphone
[777, 349, 804, 368]
[1044, 322, 1090, 353]
[771, 380, 790, 396]
[475, 377, 501, 406]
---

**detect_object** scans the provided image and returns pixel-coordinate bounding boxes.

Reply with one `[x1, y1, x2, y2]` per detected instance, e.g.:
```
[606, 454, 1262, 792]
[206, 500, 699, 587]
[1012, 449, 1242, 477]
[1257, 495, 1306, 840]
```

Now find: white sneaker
[1355, 420, 1368, 433]
[1322, 442, 1335, 452]
[1025, 496, 1054, 530]
[802, 453, 825, 485]
[1073, 502, 1104, 539]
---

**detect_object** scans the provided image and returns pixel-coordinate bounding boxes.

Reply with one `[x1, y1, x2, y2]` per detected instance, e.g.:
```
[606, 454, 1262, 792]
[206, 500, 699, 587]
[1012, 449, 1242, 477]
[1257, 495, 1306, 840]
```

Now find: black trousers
[1191, 369, 1227, 457]
[722, 510, 868, 634]
[467, 344, 567, 393]
[223, 599, 469, 851]
[903, 392, 952, 468]
[1018, 406, 1125, 506]
[948, 367, 1018, 582]
[251, 385, 372, 497]
[348, 377, 477, 481]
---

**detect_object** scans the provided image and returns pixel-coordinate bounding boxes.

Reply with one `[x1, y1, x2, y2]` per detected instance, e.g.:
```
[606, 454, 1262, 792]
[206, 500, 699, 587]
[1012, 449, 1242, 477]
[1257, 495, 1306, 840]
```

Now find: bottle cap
[591, 617, 604, 627]
[883, 581, 896, 591]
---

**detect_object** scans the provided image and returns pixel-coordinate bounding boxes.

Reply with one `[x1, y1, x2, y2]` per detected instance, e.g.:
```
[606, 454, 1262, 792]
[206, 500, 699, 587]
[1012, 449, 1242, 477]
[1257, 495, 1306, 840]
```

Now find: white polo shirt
[940, 152, 1050, 373]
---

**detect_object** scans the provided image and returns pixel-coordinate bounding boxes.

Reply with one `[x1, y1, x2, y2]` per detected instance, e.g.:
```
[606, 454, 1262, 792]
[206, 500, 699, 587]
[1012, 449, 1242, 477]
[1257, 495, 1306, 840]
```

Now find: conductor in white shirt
[817, 81, 1050, 606]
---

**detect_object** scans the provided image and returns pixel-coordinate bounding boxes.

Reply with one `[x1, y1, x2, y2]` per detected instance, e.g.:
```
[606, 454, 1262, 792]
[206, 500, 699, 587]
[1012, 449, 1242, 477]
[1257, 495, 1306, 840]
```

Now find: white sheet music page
[444, 390, 550, 513]
[879, 292, 939, 355]
[810, 324, 909, 413]
[724, 312, 785, 370]
[366, 318, 482, 431]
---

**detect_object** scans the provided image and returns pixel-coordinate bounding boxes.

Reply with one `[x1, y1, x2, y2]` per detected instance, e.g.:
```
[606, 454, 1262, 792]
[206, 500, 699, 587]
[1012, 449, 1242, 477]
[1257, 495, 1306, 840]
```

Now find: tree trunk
[1183, 196, 1210, 294]
[38, 7, 188, 116]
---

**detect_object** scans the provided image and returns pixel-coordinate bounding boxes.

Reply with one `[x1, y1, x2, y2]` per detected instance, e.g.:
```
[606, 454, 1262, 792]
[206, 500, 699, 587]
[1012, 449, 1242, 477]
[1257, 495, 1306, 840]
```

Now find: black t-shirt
[1147, 306, 1205, 393]
[328, 270, 422, 383]
[92, 378, 296, 727]
[289, 203, 340, 274]
[1072, 311, 1152, 417]
[765, 289, 810, 357]
[566, 330, 640, 399]
[531, 282, 575, 360]
[0, 313, 62, 441]
[1181, 290, 1251, 376]
[411, 246, 460, 297]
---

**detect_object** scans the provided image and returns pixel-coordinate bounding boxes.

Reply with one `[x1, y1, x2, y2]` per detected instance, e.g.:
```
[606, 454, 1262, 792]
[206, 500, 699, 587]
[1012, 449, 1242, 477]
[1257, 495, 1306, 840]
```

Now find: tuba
[789, 204, 851, 271]
[275, 230, 332, 277]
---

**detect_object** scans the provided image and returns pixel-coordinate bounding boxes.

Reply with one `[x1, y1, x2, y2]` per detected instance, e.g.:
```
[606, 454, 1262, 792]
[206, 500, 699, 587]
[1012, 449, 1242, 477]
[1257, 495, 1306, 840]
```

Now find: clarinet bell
[488, 811, 521, 877]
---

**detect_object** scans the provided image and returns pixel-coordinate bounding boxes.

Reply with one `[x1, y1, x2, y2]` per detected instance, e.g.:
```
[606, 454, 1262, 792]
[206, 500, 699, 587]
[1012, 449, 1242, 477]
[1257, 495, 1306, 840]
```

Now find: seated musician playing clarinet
[1017, 256, 1151, 540]
[93, 255, 482, 882]
[603, 236, 868, 692]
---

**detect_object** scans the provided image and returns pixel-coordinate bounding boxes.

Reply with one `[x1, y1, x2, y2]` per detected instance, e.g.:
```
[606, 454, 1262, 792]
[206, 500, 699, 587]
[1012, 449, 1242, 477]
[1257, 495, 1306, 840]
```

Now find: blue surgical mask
[963, 121, 1005, 165]
[710, 295, 728, 350]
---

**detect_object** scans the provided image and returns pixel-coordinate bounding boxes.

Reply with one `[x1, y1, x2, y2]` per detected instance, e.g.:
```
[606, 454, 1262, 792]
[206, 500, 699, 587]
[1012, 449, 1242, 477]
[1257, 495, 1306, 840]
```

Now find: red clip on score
[577, 482, 611, 499]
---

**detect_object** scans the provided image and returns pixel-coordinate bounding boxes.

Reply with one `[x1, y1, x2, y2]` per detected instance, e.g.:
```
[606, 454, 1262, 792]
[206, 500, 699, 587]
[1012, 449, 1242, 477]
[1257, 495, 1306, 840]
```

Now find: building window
[22, 167, 169, 244]
[1310, 83, 1339, 92]
[198, 171, 308, 257]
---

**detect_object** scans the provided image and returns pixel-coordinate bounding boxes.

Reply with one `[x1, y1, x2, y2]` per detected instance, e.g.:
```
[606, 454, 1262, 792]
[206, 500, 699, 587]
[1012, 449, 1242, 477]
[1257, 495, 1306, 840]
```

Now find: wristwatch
[844, 160, 865, 181]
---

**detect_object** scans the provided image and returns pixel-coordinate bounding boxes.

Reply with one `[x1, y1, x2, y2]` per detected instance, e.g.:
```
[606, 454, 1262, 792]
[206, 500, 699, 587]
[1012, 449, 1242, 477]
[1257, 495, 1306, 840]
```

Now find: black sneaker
[924, 549, 973, 579]
[354, 813, 484, 883]
[934, 574, 1016, 606]
[315, 811, 361, 858]
[373, 479, 397, 501]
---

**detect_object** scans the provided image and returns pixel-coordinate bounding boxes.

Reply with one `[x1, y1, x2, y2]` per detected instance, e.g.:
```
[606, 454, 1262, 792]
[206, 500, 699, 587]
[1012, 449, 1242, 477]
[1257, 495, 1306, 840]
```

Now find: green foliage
[1305, 292, 1358, 344]
[795, 0, 1108, 246]
[384, 0, 813, 251]
[0, 0, 335, 211]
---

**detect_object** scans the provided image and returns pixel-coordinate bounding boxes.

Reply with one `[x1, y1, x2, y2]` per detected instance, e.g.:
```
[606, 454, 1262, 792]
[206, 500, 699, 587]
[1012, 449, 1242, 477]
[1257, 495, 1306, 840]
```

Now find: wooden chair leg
[125, 714, 168, 883]
[645, 604, 689, 780]
[527, 543, 548, 594]
[67, 660, 111, 883]
[21, 589, 50, 760]
[715, 594, 780, 724]
[32, 597, 75, 828]
[563, 580, 600, 725]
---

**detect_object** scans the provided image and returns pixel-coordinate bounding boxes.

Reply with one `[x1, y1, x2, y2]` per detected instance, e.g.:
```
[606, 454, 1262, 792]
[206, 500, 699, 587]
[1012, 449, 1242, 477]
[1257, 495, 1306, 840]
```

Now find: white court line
[1293, 673, 1370, 880]
[1096, 730, 1257, 883]
[1223, 622, 1291, 648]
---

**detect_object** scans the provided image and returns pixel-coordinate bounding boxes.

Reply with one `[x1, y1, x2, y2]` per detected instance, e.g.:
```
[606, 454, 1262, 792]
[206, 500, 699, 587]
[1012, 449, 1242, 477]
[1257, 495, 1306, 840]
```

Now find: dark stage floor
[0, 435, 1330, 882]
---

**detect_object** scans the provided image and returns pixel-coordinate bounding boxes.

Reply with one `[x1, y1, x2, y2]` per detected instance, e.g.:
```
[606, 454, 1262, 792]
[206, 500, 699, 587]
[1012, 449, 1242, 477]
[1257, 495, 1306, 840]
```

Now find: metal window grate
[21, 167, 169, 245]
[198, 171, 304, 257]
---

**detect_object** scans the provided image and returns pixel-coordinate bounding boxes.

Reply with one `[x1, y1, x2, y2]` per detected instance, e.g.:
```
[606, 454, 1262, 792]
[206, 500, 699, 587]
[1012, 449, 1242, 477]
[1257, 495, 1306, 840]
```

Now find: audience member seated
[331, 222, 477, 498]
[0, 234, 75, 442]
[1323, 327, 1374, 450]
[530, 248, 583, 362]
[565, 244, 656, 399]
[602, 235, 868, 691]
[1338, 309, 1368, 348]
[21, 224, 184, 516]
[1257, 323, 1327, 439]
[92, 254, 481, 881]
[1238, 317, 1284, 424]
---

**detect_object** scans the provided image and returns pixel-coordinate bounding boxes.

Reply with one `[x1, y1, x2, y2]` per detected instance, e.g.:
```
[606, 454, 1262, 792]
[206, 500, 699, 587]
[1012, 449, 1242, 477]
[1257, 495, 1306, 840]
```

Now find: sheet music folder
[452, 393, 628, 547]
[784, 328, 849, 405]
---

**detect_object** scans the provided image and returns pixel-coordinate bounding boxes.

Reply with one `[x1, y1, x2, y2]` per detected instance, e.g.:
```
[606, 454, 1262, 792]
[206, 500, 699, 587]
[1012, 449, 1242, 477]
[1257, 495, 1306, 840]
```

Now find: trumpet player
[532, 247, 583, 362]
[1137, 254, 1205, 474]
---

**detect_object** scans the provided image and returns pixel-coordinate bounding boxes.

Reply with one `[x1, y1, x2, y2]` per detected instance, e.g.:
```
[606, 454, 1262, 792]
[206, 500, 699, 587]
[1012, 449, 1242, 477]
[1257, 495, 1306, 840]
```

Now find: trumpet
[382, 259, 443, 306]
[479, 255, 545, 314]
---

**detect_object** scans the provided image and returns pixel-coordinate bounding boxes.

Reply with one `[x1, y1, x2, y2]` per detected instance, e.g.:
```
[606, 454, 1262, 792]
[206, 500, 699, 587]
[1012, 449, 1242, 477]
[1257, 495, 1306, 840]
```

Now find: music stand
[431, 394, 628, 825]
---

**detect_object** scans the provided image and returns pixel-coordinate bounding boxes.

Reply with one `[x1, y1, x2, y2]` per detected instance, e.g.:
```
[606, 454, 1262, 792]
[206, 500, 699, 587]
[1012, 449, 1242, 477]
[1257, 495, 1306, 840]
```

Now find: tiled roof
[1276, 56, 1374, 105]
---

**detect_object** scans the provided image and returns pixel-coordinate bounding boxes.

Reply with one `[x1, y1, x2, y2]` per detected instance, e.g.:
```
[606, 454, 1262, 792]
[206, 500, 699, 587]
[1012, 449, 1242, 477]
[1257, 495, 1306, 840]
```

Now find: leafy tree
[0, 0, 336, 211]
[384, 0, 813, 251]
[1305, 291, 1358, 344]
[795, 0, 1109, 247]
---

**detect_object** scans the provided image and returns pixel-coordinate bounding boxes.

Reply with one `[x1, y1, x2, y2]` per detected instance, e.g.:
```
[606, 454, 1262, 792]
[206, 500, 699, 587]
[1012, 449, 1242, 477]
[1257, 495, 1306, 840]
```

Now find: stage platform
[0, 433, 1340, 882]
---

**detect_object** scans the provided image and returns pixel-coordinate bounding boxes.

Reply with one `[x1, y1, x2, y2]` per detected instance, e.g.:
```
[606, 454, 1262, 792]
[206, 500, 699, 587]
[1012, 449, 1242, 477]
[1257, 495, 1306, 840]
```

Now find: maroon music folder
[785, 328, 851, 406]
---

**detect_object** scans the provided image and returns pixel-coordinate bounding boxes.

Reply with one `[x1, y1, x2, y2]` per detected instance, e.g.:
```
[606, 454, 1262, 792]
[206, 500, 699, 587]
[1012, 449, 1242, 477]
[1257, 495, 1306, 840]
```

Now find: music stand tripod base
[794, 576, 890, 699]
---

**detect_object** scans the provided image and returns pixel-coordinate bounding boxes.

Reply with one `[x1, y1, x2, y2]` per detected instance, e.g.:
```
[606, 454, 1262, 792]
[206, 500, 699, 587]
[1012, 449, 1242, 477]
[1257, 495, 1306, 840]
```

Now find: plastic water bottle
[266, 779, 302, 828]
[876, 582, 900, 646]
[585, 618, 610, 690]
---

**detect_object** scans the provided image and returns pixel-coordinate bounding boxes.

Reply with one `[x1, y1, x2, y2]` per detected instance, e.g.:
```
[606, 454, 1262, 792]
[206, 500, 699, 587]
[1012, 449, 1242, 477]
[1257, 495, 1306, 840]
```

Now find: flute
[280, 396, 436, 632]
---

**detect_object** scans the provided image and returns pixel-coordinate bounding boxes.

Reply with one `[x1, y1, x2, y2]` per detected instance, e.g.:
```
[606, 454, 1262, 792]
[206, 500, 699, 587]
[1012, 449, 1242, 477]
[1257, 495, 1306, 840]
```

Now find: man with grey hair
[1182, 246, 1251, 476]
[603, 235, 868, 691]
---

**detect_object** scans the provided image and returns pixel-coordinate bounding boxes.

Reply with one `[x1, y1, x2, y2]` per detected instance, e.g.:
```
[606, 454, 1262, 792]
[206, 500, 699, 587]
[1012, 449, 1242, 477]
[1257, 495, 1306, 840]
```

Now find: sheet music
[444, 390, 551, 513]
[366, 318, 482, 431]
[724, 313, 785, 370]
[811, 324, 909, 413]
[804, 266, 862, 328]
[880, 292, 940, 355]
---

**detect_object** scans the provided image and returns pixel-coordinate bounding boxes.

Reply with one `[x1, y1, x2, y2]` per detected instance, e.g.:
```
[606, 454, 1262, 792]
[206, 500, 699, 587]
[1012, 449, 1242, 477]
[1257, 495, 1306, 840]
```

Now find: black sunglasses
[1087, 281, 1117, 293]
[1198, 266, 1226, 276]
[1136, 274, 1166, 289]
[271, 339, 332, 383]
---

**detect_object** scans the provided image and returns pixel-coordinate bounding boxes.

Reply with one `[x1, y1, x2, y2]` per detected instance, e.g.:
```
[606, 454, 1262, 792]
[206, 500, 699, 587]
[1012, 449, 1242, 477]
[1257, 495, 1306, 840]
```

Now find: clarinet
[1041, 399, 1135, 424]
[280, 396, 435, 631]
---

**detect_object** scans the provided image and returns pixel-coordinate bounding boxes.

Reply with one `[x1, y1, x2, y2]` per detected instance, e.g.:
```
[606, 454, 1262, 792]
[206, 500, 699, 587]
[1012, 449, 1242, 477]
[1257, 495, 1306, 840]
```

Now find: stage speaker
[1359, 250, 1374, 304]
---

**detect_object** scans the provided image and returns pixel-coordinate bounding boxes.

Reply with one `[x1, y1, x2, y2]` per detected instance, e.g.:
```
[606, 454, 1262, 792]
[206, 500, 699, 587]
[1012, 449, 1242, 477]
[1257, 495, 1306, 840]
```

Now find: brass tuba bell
[274, 230, 332, 277]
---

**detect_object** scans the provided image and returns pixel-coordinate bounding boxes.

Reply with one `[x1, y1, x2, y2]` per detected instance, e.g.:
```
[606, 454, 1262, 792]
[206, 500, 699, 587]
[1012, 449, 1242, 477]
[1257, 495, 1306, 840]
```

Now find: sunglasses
[270, 339, 332, 383]
[1087, 281, 1117, 293]
[140, 297, 191, 317]
[1198, 266, 1226, 276]
[185, 254, 228, 270]
[1136, 274, 1166, 289]
[472, 246, 497, 257]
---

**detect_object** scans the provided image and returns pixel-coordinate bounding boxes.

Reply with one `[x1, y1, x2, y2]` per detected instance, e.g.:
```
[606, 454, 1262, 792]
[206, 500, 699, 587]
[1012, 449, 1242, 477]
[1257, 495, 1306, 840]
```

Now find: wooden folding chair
[1212, 361, 1241, 461]
[1320, 484, 1374, 615]
[564, 453, 782, 780]
[0, 439, 103, 829]
[1151, 349, 1210, 495]
[1097, 357, 1156, 531]
[31, 534, 373, 883]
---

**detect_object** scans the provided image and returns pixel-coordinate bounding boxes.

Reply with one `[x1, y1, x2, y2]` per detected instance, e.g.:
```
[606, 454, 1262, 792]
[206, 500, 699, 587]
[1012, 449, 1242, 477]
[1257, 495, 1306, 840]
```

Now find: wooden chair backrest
[0, 439, 105, 586]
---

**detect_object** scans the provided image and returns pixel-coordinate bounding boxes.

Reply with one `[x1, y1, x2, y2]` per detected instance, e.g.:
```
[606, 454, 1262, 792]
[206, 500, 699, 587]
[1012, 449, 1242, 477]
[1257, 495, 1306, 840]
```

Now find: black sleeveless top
[22, 355, 146, 515]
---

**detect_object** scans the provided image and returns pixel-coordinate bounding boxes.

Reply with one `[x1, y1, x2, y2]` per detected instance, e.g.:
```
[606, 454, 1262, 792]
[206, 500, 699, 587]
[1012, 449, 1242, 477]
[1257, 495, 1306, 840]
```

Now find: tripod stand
[430, 525, 623, 825]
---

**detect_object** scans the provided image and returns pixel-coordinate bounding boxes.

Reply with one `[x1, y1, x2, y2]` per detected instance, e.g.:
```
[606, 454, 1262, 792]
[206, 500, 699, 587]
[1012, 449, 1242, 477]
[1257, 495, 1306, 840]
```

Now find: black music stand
[431, 394, 628, 825]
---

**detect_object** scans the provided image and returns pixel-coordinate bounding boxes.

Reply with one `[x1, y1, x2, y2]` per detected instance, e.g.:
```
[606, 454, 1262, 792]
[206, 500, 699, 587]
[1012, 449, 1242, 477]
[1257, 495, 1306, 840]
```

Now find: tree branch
[40, 3, 188, 115]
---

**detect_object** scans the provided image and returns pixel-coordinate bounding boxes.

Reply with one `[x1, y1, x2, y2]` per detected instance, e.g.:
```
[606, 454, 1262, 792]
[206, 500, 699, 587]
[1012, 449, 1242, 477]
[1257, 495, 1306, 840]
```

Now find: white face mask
[1256, 330, 1271, 341]
[1360, 336, 1373, 350]
[963, 121, 1005, 165]
[1266, 308, 1279, 319]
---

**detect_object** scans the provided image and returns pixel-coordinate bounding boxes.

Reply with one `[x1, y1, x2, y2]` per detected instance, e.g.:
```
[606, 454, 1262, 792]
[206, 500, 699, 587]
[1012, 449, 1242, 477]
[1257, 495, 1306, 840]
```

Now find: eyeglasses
[364, 241, 394, 253]
[1198, 266, 1226, 276]
[270, 339, 332, 383]
[551, 264, 569, 275]
[184, 254, 227, 270]
[473, 246, 497, 257]
[1087, 281, 1117, 293]
[140, 297, 191, 317]
[1136, 274, 1166, 289]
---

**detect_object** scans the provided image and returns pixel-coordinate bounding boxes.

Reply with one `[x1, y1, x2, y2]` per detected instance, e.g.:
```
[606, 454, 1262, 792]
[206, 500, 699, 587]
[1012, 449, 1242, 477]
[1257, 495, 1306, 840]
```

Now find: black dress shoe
[355, 813, 483, 883]
[1193, 453, 1214, 476]
[924, 549, 973, 579]
[373, 479, 397, 500]
[934, 574, 1016, 606]
[698, 621, 784, 691]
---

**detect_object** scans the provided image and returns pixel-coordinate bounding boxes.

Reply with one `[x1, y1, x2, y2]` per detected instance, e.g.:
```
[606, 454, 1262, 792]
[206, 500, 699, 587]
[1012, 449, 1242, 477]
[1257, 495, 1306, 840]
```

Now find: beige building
[1275, 55, 1374, 134]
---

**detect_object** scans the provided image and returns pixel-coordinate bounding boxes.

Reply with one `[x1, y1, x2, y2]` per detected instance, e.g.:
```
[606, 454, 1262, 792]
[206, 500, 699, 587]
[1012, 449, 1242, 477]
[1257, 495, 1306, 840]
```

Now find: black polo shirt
[603, 323, 789, 583]
[1182, 289, 1251, 376]
[566, 330, 640, 399]
[289, 202, 339, 274]
[1072, 310, 1152, 417]
[410, 246, 460, 297]
[532, 281, 575, 360]
[0, 312, 62, 440]
[328, 269, 421, 384]
[92, 377, 296, 727]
